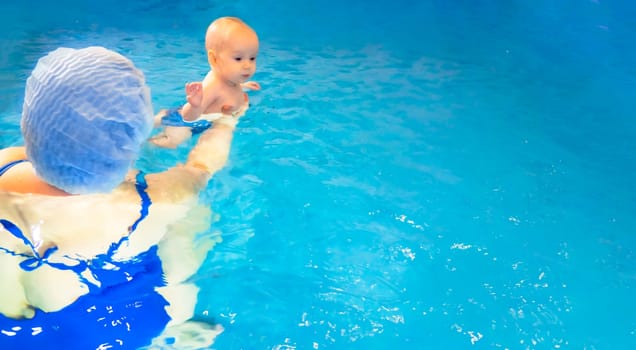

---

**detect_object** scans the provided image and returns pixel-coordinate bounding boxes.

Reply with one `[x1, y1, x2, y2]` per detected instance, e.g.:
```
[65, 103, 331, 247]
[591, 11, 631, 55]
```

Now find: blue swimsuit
[0, 163, 168, 349]
[161, 108, 212, 134]
[0, 159, 27, 177]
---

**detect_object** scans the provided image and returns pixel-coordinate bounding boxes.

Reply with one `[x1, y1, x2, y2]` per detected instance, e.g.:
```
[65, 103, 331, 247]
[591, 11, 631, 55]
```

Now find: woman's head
[21, 46, 153, 194]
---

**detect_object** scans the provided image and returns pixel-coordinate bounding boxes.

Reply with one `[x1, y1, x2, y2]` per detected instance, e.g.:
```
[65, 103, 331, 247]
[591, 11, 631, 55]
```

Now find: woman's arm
[145, 119, 239, 201]
[185, 122, 236, 178]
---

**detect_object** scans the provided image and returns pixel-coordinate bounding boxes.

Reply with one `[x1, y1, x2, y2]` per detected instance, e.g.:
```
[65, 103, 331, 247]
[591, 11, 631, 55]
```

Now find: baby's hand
[241, 81, 261, 91]
[185, 82, 203, 107]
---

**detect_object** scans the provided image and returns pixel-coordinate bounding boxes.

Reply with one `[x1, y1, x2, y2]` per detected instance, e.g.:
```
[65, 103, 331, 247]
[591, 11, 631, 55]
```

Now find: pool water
[1, 0, 635, 349]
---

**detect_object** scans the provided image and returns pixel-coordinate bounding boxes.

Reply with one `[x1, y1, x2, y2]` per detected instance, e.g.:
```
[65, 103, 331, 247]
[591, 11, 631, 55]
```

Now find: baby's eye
[234, 57, 242, 62]
[250, 57, 256, 61]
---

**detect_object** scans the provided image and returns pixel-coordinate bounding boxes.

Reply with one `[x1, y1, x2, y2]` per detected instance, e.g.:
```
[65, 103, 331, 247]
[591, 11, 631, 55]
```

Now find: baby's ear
[207, 50, 217, 66]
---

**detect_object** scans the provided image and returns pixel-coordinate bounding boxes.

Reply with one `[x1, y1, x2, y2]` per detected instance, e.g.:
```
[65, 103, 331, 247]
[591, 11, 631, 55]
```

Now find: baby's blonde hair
[205, 17, 256, 53]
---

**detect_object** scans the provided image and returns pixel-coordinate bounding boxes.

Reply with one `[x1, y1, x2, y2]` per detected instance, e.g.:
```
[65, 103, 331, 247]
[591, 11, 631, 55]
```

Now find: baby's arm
[181, 81, 219, 121]
[241, 81, 261, 91]
[151, 82, 207, 149]
[185, 82, 203, 107]
[153, 82, 205, 125]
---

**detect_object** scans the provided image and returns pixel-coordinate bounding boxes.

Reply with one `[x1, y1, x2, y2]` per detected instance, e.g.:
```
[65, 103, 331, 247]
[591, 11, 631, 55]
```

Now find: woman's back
[0, 181, 214, 319]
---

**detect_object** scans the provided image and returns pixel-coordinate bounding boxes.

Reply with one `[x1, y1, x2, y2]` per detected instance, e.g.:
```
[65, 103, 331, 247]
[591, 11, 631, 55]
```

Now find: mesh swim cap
[21, 46, 153, 194]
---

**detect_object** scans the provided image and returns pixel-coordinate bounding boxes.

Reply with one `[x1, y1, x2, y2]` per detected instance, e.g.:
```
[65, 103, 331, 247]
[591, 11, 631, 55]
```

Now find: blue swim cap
[21, 47, 153, 194]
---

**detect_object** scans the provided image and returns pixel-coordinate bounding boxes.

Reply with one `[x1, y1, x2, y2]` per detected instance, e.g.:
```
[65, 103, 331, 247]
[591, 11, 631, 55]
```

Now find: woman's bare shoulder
[0, 146, 68, 196]
[0, 146, 27, 163]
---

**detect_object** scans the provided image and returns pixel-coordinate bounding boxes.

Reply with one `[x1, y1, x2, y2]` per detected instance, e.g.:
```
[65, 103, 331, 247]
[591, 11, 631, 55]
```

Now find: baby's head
[205, 17, 258, 54]
[21, 46, 153, 194]
[205, 17, 259, 83]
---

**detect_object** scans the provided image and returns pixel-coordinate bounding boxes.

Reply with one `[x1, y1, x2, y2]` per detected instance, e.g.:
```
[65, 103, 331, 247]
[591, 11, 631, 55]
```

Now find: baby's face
[214, 28, 259, 85]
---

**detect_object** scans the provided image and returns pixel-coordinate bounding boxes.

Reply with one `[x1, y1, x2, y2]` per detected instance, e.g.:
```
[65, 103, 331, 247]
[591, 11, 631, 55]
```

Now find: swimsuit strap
[0, 172, 152, 278]
[160, 108, 212, 135]
[0, 159, 88, 272]
[0, 159, 28, 177]
[128, 171, 151, 233]
[0, 219, 88, 274]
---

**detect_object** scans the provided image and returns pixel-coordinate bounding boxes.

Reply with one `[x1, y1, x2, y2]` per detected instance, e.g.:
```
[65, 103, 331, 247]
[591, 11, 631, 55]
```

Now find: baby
[151, 17, 260, 148]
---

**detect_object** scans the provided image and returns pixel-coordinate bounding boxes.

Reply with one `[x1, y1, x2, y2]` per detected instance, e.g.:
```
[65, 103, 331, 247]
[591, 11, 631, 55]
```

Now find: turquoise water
[1, 0, 635, 349]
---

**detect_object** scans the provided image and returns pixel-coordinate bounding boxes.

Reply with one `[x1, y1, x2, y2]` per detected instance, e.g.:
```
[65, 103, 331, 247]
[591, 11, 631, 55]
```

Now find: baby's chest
[205, 90, 246, 114]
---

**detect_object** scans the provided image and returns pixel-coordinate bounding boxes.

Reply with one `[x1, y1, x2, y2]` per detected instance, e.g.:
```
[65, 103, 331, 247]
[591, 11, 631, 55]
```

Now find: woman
[0, 46, 245, 348]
